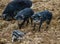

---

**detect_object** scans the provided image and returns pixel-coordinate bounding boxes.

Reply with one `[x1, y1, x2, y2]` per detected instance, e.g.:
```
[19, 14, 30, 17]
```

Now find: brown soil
[0, 0, 60, 44]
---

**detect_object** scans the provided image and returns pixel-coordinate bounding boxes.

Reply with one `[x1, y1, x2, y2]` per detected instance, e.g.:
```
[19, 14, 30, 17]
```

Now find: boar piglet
[32, 10, 52, 31]
[12, 30, 25, 42]
[15, 8, 34, 29]
[2, 0, 32, 21]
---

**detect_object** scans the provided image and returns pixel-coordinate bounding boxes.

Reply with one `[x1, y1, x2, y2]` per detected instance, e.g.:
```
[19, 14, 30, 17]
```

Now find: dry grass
[0, 0, 60, 44]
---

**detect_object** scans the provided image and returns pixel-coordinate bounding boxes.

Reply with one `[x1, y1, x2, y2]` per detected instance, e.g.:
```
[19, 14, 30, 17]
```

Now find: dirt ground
[0, 0, 60, 44]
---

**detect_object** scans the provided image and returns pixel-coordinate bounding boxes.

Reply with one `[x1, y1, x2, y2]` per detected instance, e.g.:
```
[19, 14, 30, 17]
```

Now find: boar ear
[37, 14, 42, 18]
[38, 14, 41, 16]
